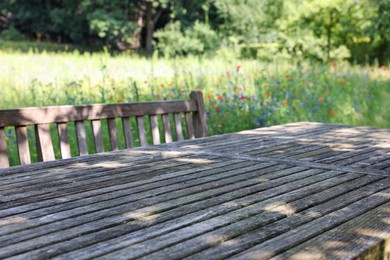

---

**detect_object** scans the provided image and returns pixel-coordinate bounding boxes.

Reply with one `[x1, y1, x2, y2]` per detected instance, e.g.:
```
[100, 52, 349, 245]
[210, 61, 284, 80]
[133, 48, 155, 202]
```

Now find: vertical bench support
[190, 91, 208, 138]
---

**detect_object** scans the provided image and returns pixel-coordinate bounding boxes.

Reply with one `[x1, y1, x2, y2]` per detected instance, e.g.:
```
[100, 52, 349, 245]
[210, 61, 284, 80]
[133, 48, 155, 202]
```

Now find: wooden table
[1, 122, 390, 259]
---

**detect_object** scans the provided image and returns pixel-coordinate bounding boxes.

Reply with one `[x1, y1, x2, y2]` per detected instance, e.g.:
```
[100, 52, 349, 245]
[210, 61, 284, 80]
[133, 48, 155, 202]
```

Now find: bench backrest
[0, 91, 207, 168]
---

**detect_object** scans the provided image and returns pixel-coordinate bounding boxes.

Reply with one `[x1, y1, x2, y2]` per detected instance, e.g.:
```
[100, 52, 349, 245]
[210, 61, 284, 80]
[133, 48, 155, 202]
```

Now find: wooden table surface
[1, 122, 390, 259]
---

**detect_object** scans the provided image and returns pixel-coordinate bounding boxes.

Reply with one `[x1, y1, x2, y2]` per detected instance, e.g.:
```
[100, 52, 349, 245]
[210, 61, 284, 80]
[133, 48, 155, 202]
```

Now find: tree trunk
[145, 1, 153, 52]
[327, 10, 334, 62]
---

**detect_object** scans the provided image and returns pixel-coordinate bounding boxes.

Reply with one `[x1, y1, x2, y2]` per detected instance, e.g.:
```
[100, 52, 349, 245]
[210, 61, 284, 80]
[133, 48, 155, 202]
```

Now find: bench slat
[122, 117, 133, 149]
[57, 123, 71, 159]
[35, 124, 55, 161]
[149, 115, 160, 145]
[0, 100, 197, 127]
[185, 112, 195, 140]
[190, 91, 208, 138]
[162, 114, 172, 143]
[174, 113, 183, 141]
[75, 121, 88, 156]
[0, 127, 9, 168]
[91, 120, 104, 153]
[15, 126, 31, 165]
[136, 116, 147, 147]
[108, 118, 119, 151]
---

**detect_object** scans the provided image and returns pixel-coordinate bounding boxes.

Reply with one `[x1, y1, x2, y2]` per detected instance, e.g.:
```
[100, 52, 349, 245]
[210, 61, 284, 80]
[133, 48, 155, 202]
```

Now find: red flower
[318, 97, 324, 102]
[207, 93, 212, 99]
[265, 92, 271, 98]
[216, 107, 221, 112]
[241, 95, 246, 100]
[217, 96, 223, 101]
[283, 100, 288, 105]
[328, 109, 336, 116]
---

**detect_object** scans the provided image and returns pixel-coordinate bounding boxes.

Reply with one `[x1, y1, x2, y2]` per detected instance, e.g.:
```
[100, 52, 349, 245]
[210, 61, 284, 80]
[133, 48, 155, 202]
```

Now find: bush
[0, 26, 25, 41]
[155, 21, 219, 57]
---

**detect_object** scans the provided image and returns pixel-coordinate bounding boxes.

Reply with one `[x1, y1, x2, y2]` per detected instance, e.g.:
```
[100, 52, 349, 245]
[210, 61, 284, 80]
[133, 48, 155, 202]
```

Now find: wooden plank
[78, 170, 357, 259]
[0, 127, 9, 168]
[15, 126, 30, 165]
[107, 118, 119, 151]
[136, 116, 147, 147]
[0, 167, 334, 258]
[161, 114, 172, 143]
[137, 175, 384, 260]
[231, 187, 390, 260]
[91, 120, 104, 153]
[185, 112, 195, 140]
[190, 91, 208, 137]
[75, 121, 88, 156]
[276, 201, 390, 259]
[149, 115, 160, 145]
[0, 100, 197, 127]
[57, 123, 71, 159]
[174, 113, 184, 141]
[122, 117, 133, 149]
[35, 124, 55, 161]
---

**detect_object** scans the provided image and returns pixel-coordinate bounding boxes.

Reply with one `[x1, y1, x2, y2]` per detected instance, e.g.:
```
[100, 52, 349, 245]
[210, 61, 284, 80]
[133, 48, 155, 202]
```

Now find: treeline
[0, 0, 389, 63]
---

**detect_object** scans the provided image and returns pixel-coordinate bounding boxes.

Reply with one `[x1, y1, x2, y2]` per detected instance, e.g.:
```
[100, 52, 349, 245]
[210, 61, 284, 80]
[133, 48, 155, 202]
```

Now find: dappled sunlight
[0, 216, 29, 227]
[264, 202, 296, 217]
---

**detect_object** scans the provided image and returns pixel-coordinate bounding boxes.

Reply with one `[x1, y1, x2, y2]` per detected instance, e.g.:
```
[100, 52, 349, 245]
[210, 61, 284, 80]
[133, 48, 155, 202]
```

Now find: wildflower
[381, 65, 386, 71]
[180, 88, 185, 93]
[330, 61, 336, 67]
[271, 74, 275, 79]
[318, 97, 324, 102]
[282, 100, 288, 105]
[217, 96, 223, 101]
[216, 107, 221, 112]
[207, 93, 212, 99]
[236, 64, 242, 72]
[226, 72, 232, 77]
[143, 80, 148, 84]
[236, 85, 244, 91]
[263, 83, 269, 89]
[265, 92, 271, 98]
[241, 95, 246, 101]
[328, 109, 336, 116]
[338, 79, 346, 85]
[257, 117, 265, 126]
[109, 95, 114, 101]
[292, 105, 297, 111]
[117, 96, 124, 103]
[160, 83, 164, 88]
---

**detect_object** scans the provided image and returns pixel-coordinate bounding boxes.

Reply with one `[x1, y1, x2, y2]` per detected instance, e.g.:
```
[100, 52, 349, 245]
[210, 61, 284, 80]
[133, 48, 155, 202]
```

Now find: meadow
[1, 49, 389, 165]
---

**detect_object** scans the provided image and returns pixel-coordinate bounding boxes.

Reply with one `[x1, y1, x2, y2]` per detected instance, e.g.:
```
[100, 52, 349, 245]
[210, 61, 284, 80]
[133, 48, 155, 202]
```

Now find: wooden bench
[0, 91, 207, 168]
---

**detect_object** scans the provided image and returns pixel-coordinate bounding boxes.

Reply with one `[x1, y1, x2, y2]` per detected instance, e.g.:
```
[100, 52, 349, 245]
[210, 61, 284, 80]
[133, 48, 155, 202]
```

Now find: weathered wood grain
[15, 126, 30, 165]
[136, 116, 147, 147]
[275, 201, 390, 259]
[121, 117, 133, 149]
[75, 121, 88, 156]
[107, 118, 119, 151]
[185, 112, 195, 140]
[162, 114, 172, 143]
[174, 113, 184, 141]
[57, 123, 71, 159]
[190, 91, 208, 138]
[0, 100, 197, 127]
[149, 115, 160, 145]
[0, 127, 9, 168]
[35, 124, 55, 161]
[91, 119, 104, 153]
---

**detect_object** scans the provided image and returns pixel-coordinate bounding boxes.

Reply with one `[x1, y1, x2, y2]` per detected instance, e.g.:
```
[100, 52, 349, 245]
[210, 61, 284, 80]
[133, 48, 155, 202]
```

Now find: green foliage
[155, 21, 219, 56]
[0, 26, 24, 40]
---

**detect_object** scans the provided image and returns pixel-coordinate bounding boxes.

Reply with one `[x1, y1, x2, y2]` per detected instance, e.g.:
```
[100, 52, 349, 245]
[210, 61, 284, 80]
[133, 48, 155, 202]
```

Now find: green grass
[1, 47, 389, 165]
